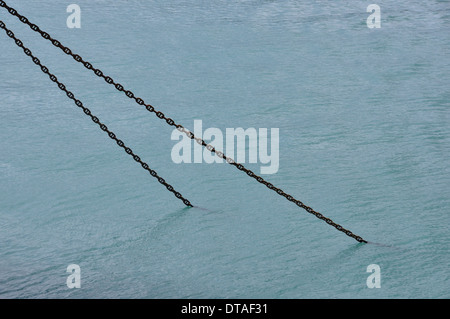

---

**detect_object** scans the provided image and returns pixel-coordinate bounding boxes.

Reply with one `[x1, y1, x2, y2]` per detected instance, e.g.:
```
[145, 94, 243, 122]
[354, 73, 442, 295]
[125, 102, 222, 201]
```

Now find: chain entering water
[0, 20, 193, 207]
[0, 0, 367, 243]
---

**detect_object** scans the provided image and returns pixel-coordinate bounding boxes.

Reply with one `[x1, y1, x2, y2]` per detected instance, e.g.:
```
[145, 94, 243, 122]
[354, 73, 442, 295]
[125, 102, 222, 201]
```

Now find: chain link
[0, 19, 193, 208]
[0, 0, 367, 243]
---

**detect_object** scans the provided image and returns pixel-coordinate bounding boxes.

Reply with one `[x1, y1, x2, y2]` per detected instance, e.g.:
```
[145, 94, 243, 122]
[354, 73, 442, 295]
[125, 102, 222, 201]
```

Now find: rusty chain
[0, 0, 367, 243]
[0, 19, 193, 207]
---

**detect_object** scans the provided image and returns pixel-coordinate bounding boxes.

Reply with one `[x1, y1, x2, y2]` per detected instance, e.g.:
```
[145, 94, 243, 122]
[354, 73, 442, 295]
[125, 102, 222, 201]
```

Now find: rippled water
[0, 0, 449, 298]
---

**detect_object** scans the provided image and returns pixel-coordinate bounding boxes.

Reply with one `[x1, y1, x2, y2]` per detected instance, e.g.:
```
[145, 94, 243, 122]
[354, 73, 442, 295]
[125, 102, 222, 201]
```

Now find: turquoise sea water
[0, 0, 449, 298]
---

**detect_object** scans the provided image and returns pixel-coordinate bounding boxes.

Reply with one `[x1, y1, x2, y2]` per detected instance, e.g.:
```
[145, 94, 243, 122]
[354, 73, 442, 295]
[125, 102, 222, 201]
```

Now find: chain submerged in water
[0, 0, 367, 243]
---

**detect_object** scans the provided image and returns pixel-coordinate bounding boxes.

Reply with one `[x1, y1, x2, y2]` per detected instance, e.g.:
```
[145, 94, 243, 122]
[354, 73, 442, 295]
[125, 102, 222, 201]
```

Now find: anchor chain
[0, 0, 367, 243]
[0, 19, 193, 207]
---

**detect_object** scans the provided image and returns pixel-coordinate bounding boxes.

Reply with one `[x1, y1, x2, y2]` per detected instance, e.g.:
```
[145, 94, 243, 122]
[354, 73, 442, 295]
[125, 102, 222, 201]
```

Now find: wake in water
[365, 241, 406, 251]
